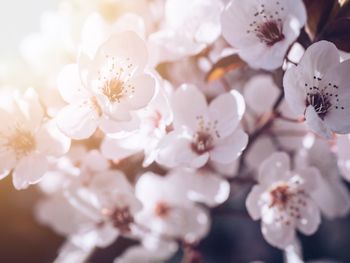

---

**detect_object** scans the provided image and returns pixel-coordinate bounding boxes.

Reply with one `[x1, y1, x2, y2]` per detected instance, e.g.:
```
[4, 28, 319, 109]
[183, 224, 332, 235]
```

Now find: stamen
[97, 55, 135, 103]
[154, 202, 171, 217]
[246, 1, 286, 47]
[5, 127, 36, 158]
[109, 207, 134, 232]
[191, 131, 214, 154]
[256, 20, 285, 46]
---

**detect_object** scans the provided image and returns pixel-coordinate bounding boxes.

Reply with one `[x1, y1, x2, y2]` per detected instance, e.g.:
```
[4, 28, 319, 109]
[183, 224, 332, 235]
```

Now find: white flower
[101, 79, 173, 166]
[135, 172, 210, 243]
[38, 168, 142, 250]
[221, 0, 306, 70]
[156, 85, 248, 169]
[37, 193, 119, 250]
[56, 31, 156, 139]
[246, 152, 321, 249]
[284, 41, 350, 139]
[0, 88, 70, 189]
[148, 0, 223, 64]
[65, 168, 142, 235]
[295, 139, 350, 219]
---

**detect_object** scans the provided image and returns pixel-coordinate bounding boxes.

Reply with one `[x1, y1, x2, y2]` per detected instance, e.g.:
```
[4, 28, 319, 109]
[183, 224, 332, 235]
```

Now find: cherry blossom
[36, 147, 143, 252]
[135, 172, 210, 243]
[149, 0, 223, 64]
[0, 88, 70, 189]
[5, 0, 350, 261]
[295, 139, 350, 219]
[284, 41, 350, 139]
[246, 152, 321, 249]
[56, 31, 156, 139]
[156, 85, 248, 169]
[221, 0, 306, 70]
[38, 169, 142, 250]
[101, 79, 173, 166]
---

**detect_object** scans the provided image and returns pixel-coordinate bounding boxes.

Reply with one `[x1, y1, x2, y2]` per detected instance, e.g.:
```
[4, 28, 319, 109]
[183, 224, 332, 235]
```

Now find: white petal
[36, 119, 71, 156]
[90, 31, 148, 81]
[82, 150, 110, 173]
[323, 60, 350, 134]
[0, 107, 16, 134]
[311, 175, 350, 219]
[148, 30, 206, 64]
[258, 152, 291, 186]
[57, 64, 89, 103]
[16, 88, 44, 130]
[221, 0, 261, 47]
[135, 172, 190, 207]
[296, 198, 321, 235]
[246, 185, 264, 220]
[305, 106, 333, 139]
[54, 241, 92, 263]
[13, 153, 48, 189]
[181, 205, 210, 243]
[262, 221, 295, 249]
[298, 41, 340, 79]
[166, 0, 222, 44]
[244, 75, 280, 115]
[284, 0, 307, 26]
[168, 169, 230, 207]
[99, 114, 140, 134]
[171, 85, 208, 131]
[294, 167, 321, 192]
[210, 129, 248, 164]
[0, 150, 16, 178]
[156, 131, 209, 169]
[127, 74, 156, 110]
[283, 65, 308, 116]
[209, 90, 245, 138]
[101, 135, 141, 160]
[81, 13, 111, 59]
[114, 243, 176, 263]
[56, 101, 100, 140]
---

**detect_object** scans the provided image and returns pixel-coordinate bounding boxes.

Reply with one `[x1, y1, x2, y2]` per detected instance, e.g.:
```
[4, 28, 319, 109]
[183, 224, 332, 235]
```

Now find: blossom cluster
[2, 0, 350, 262]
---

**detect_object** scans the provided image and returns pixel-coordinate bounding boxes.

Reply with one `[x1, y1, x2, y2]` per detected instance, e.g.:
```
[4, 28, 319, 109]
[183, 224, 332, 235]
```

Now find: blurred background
[0, 0, 350, 262]
[0, 0, 58, 59]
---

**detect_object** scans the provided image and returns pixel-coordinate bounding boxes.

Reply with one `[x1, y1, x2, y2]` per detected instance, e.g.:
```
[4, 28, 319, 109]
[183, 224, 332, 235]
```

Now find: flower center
[267, 180, 309, 226]
[109, 207, 134, 232]
[191, 115, 220, 155]
[191, 131, 214, 155]
[246, 2, 286, 47]
[305, 76, 346, 119]
[6, 128, 36, 158]
[269, 184, 291, 208]
[97, 55, 135, 103]
[256, 20, 285, 46]
[102, 78, 126, 103]
[154, 202, 171, 217]
[306, 92, 331, 120]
